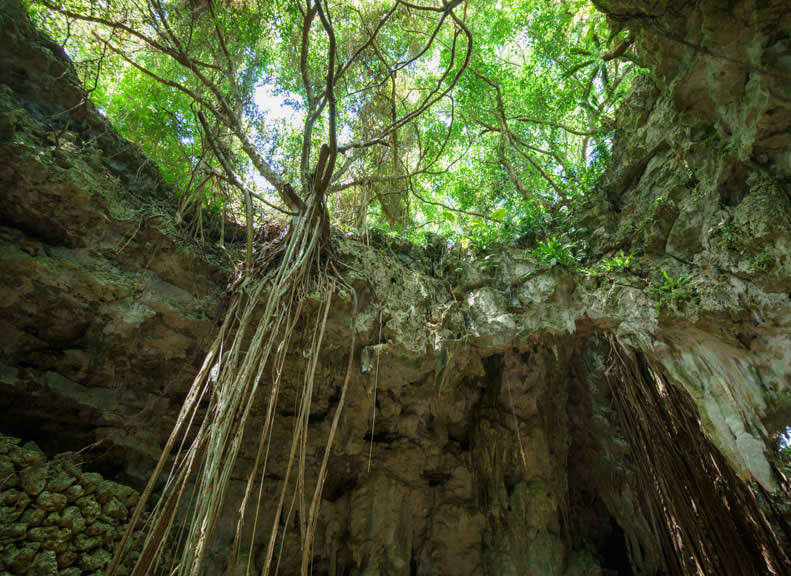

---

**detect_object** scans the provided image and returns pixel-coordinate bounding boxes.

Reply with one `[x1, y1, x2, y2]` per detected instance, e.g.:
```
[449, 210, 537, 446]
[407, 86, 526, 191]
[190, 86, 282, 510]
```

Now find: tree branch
[511, 115, 597, 137]
[315, 0, 338, 194]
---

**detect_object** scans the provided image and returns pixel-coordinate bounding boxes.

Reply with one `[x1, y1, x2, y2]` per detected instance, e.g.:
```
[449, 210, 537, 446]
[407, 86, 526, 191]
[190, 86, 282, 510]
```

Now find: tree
[31, 1, 472, 574]
[25, 2, 638, 574]
[32, 0, 637, 249]
[36, 0, 471, 261]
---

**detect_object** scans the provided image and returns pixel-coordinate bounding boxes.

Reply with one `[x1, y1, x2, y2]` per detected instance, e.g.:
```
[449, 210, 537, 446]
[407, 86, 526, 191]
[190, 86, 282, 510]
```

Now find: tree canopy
[29, 0, 639, 252]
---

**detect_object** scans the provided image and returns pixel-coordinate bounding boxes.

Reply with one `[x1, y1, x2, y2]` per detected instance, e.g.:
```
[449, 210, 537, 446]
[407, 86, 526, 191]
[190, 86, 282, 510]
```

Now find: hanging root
[106, 194, 356, 576]
[605, 336, 791, 576]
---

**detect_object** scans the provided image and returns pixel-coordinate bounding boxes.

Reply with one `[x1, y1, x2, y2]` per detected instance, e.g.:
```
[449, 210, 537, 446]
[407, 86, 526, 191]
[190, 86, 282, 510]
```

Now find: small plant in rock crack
[712, 220, 746, 253]
[650, 269, 695, 311]
[531, 235, 579, 267]
[657, 269, 689, 291]
[592, 249, 634, 274]
[749, 248, 776, 274]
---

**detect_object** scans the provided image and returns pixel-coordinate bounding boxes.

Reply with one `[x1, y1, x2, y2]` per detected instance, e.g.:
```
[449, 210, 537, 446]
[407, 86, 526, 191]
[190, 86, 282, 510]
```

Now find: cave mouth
[600, 521, 634, 576]
[0, 384, 145, 486]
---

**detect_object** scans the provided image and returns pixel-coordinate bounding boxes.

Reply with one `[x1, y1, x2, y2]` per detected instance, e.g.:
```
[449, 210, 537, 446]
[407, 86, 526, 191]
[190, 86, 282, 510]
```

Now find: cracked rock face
[1, 0, 791, 574]
[584, 0, 791, 487]
[0, 0, 229, 485]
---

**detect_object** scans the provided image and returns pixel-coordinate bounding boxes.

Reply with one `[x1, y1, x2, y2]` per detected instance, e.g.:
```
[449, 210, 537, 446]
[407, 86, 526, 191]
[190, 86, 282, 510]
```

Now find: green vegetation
[600, 249, 633, 271]
[531, 235, 579, 267]
[712, 220, 746, 252]
[749, 248, 776, 274]
[28, 0, 639, 252]
[656, 269, 690, 292]
[777, 428, 791, 478]
[586, 249, 634, 275]
[650, 268, 696, 311]
[711, 220, 778, 275]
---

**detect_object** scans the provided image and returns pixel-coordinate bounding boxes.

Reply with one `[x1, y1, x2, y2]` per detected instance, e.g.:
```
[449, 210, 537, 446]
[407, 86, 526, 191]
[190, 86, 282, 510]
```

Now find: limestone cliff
[1, 0, 790, 575]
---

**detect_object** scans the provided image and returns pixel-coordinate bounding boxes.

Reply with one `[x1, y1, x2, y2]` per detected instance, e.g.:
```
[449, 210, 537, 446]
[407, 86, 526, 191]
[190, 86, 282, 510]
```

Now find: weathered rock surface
[1, 0, 790, 574]
[584, 0, 791, 487]
[0, 0, 231, 486]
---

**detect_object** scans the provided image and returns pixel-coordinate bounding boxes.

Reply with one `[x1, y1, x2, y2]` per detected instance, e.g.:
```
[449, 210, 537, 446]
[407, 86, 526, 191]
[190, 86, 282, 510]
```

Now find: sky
[253, 82, 304, 126]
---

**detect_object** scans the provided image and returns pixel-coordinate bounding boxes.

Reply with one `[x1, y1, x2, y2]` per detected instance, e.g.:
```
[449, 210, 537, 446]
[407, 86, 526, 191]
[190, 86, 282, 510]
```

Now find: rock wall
[1, 0, 790, 574]
[585, 0, 791, 488]
[0, 0, 229, 486]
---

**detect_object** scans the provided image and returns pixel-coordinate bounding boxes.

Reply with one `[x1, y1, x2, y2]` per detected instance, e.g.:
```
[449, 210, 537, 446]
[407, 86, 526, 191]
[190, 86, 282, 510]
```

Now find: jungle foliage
[29, 0, 639, 251]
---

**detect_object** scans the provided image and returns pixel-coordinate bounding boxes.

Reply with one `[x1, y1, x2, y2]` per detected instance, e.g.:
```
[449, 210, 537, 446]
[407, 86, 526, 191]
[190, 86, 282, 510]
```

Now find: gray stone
[19, 466, 48, 496]
[45, 467, 75, 492]
[58, 505, 86, 533]
[85, 519, 111, 536]
[19, 506, 46, 526]
[0, 435, 21, 454]
[76, 495, 101, 522]
[63, 483, 84, 502]
[102, 495, 127, 520]
[0, 489, 23, 506]
[73, 532, 103, 551]
[78, 548, 112, 572]
[0, 503, 25, 524]
[56, 549, 78, 569]
[94, 479, 119, 504]
[42, 511, 60, 526]
[59, 459, 81, 478]
[28, 549, 58, 576]
[0, 522, 26, 541]
[49, 527, 74, 553]
[81, 472, 103, 494]
[0, 455, 15, 482]
[5, 543, 40, 573]
[36, 490, 67, 512]
[115, 484, 139, 508]
[19, 442, 46, 467]
[27, 525, 59, 542]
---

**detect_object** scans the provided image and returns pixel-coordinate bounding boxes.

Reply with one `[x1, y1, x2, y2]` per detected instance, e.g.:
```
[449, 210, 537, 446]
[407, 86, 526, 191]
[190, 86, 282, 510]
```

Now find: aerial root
[605, 337, 791, 576]
[107, 197, 355, 576]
